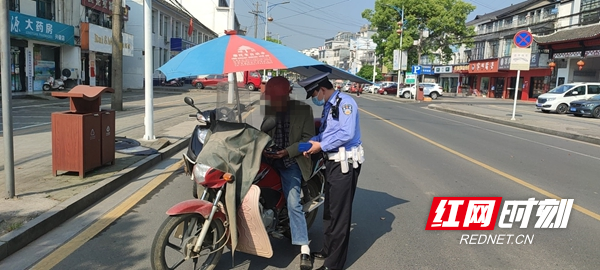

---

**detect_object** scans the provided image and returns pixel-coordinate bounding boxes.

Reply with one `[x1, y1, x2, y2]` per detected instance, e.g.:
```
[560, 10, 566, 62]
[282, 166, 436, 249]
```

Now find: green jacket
[265, 100, 315, 181]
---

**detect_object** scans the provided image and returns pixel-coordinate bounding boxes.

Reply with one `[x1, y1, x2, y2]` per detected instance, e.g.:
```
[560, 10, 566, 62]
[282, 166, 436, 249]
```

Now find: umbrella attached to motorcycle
[151, 117, 325, 270]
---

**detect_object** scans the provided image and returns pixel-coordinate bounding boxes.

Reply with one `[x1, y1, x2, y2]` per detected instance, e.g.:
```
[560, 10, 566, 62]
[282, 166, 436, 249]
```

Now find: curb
[0, 136, 190, 261]
[428, 104, 600, 146]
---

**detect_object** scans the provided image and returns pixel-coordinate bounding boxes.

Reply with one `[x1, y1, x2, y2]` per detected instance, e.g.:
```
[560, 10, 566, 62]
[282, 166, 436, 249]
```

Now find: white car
[536, 82, 600, 114]
[399, 83, 443, 99]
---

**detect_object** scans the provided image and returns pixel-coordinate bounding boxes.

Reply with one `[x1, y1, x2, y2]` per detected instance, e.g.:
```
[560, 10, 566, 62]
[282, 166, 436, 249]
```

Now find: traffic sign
[412, 65, 422, 75]
[514, 30, 533, 48]
[405, 73, 416, 84]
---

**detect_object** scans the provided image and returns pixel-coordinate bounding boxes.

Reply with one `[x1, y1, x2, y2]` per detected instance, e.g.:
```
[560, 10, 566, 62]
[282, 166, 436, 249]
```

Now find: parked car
[342, 82, 352, 92]
[399, 85, 416, 98]
[192, 74, 228, 89]
[569, 94, 600, 118]
[370, 83, 382, 93]
[420, 83, 444, 99]
[398, 83, 443, 99]
[378, 84, 398, 95]
[537, 82, 600, 114]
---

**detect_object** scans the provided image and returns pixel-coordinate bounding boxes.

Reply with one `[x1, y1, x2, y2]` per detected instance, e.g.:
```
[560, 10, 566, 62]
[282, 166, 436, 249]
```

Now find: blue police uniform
[299, 73, 364, 270]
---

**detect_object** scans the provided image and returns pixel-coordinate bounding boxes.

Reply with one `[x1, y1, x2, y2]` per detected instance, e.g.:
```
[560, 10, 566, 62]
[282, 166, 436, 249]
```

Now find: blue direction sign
[514, 30, 533, 48]
[412, 65, 422, 75]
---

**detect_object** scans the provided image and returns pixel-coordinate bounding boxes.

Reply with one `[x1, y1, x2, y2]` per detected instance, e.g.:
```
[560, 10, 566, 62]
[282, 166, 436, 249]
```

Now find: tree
[357, 65, 384, 82]
[266, 36, 282, 44]
[362, 0, 476, 70]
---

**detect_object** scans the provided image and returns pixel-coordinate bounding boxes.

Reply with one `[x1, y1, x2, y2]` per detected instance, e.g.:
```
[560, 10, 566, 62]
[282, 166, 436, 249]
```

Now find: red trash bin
[417, 86, 425, 101]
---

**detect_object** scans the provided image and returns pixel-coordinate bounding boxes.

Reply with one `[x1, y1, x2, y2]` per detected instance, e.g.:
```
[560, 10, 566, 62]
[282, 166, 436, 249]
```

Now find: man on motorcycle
[263, 76, 316, 270]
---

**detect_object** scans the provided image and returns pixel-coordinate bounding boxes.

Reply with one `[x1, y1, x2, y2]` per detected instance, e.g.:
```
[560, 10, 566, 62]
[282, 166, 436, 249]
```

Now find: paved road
[7, 91, 600, 269]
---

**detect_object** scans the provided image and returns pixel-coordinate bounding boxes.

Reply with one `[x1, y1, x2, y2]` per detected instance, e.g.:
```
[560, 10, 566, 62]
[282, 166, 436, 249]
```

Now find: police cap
[298, 72, 331, 99]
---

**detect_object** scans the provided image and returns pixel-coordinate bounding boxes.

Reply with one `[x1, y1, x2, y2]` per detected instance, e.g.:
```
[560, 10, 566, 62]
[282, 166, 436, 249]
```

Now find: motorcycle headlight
[197, 129, 209, 144]
[192, 163, 212, 184]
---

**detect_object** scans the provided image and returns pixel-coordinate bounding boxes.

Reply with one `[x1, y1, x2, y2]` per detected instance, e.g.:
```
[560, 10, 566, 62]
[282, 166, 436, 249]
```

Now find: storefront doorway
[33, 44, 61, 91]
[95, 53, 112, 87]
[494, 78, 505, 98]
[508, 76, 524, 99]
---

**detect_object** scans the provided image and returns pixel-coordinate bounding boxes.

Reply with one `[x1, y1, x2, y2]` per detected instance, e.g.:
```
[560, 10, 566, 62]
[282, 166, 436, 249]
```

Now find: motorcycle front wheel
[151, 214, 226, 270]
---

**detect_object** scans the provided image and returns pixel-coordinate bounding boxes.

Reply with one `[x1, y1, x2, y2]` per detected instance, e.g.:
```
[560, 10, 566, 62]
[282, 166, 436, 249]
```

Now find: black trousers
[322, 160, 361, 269]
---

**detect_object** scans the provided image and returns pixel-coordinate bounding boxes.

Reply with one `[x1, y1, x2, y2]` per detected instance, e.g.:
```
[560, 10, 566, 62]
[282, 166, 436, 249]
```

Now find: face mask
[312, 89, 325, 106]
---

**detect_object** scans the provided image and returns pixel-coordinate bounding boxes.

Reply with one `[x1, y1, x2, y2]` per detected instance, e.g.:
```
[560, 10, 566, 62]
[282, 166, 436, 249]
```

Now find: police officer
[298, 73, 364, 270]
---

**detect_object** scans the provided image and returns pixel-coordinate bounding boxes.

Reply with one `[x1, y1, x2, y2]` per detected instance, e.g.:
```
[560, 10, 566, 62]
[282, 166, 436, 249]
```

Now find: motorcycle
[42, 76, 67, 91]
[162, 77, 184, 87]
[151, 95, 326, 270]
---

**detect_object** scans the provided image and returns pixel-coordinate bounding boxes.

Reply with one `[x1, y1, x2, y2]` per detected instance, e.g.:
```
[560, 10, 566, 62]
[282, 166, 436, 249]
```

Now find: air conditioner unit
[61, 68, 79, 80]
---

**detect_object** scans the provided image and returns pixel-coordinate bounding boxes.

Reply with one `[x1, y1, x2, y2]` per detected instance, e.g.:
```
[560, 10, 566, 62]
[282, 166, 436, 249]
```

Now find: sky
[233, 0, 525, 50]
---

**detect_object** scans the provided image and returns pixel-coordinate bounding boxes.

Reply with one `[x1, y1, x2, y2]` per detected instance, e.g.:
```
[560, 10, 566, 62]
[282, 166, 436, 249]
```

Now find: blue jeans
[276, 162, 309, 245]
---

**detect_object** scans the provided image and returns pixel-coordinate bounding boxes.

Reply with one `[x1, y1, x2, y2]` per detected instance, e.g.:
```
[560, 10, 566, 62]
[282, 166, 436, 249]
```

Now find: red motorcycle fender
[165, 199, 226, 222]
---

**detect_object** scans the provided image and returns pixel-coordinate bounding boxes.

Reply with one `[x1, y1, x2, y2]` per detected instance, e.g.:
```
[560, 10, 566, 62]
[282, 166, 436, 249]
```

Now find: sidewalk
[0, 88, 246, 260]
[428, 96, 600, 145]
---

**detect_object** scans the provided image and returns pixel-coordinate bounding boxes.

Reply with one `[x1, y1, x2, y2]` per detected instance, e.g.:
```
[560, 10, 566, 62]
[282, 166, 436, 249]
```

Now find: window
[10, 0, 19, 12]
[473, 42, 485, 60]
[175, 21, 181, 38]
[152, 10, 157, 33]
[489, 40, 499, 58]
[163, 48, 169, 64]
[505, 18, 513, 27]
[163, 16, 168, 37]
[159, 15, 164, 36]
[503, 38, 511, 57]
[517, 14, 527, 25]
[37, 0, 54, 20]
[588, 85, 600, 95]
[580, 0, 600, 25]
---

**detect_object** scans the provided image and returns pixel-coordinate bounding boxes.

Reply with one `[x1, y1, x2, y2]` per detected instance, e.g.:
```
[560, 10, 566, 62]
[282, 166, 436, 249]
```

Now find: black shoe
[311, 251, 328, 260]
[300, 254, 313, 270]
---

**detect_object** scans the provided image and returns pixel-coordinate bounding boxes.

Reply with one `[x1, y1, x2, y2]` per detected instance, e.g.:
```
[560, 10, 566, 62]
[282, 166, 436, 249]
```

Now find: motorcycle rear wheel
[151, 214, 226, 270]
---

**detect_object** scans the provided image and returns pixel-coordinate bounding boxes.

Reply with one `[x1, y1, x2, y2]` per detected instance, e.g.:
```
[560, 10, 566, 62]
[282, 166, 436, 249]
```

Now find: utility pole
[1, 0, 16, 198]
[143, 0, 155, 140]
[248, 1, 262, 38]
[111, 0, 123, 111]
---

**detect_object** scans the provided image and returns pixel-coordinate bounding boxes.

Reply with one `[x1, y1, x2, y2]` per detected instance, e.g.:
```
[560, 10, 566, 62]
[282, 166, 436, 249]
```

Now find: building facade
[462, 0, 558, 100]
[534, 0, 600, 88]
[7, 0, 80, 93]
[124, 0, 218, 89]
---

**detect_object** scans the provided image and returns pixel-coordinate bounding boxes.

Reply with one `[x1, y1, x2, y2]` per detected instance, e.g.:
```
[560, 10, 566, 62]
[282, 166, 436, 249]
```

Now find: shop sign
[82, 0, 114, 15]
[469, 59, 498, 73]
[9, 11, 74, 46]
[453, 65, 469, 73]
[170, 38, 196, 52]
[420, 66, 435, 75]
[434, 66, 453, 74]
[499, 56, 511, 70]
[88, 23, 134, 56]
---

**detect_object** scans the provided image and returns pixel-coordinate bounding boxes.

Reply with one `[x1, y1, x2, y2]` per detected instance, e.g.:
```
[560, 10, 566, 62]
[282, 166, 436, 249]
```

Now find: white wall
[123, 0, 146, 89]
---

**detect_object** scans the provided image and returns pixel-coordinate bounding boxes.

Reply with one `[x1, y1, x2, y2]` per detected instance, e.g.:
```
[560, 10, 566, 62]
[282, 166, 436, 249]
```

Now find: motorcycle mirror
[184, 97, 202, 112]
[260, 115, 277, 132]
[184, 97, 194, 106]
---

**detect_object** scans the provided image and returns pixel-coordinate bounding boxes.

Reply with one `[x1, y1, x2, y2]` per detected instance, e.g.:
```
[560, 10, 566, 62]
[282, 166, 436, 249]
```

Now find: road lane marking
[359, 108, 600, 223]
[30, 160, 185, 270]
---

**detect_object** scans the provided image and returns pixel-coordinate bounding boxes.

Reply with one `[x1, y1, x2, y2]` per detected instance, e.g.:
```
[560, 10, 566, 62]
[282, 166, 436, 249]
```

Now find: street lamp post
[263, 1, 290, 80]
[387, 5, 404, 98]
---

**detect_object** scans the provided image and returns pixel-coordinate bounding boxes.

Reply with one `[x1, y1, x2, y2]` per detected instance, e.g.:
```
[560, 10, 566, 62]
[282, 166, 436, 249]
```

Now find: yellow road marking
[359, 108, 600, 222]
[31, 160, 185, 270]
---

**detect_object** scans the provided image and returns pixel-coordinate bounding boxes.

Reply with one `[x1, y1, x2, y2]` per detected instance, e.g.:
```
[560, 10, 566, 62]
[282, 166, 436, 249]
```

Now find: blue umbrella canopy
[158, 32, 324, 80]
